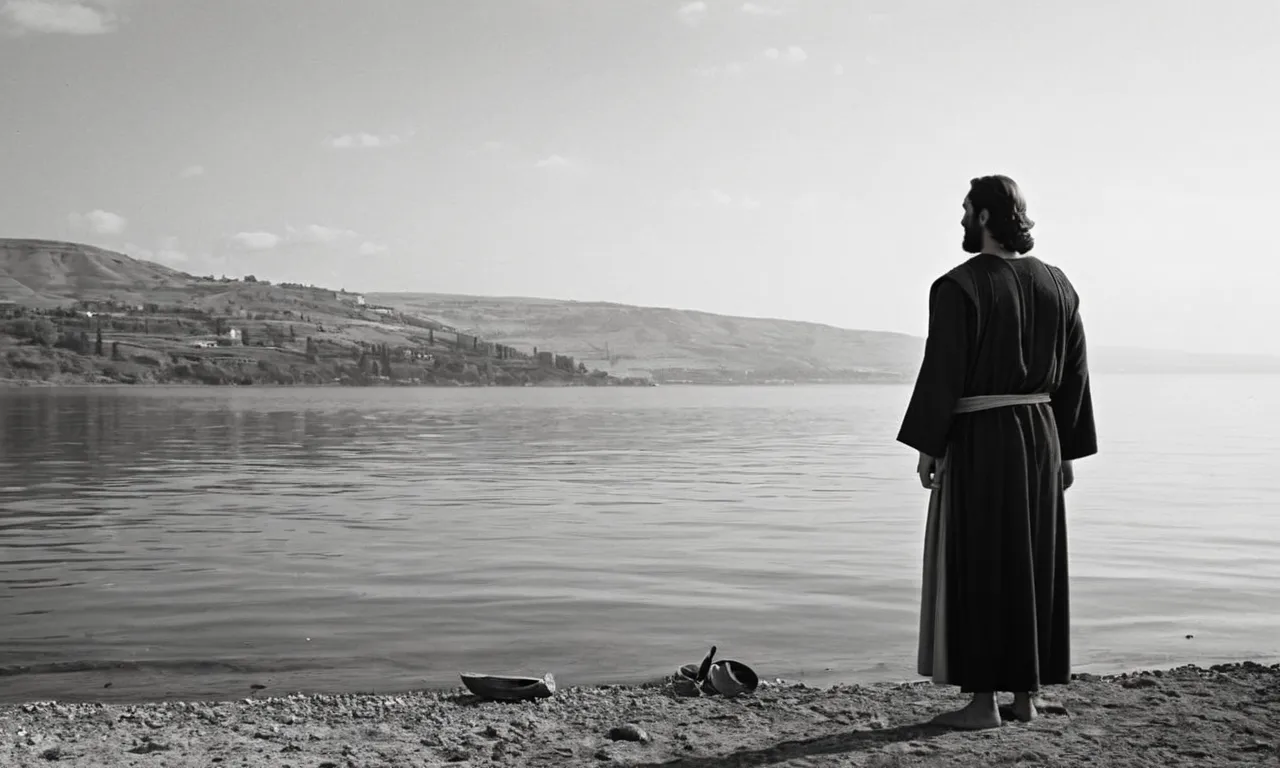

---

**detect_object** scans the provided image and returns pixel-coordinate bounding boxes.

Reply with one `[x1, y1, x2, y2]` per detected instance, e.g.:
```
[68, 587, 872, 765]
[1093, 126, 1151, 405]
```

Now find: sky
[1, 0, 1277, 354]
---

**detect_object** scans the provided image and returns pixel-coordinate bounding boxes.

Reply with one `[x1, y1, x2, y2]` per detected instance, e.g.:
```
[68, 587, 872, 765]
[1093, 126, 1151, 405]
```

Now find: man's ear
[977, 209, 989, 227]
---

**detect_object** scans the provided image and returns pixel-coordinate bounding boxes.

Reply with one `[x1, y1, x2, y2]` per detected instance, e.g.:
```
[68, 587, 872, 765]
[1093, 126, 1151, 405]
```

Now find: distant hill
[0, 239, 642, 388]
[4, 239, 1277, 382]
[369, 291, 1280, 380]
[367, 292, 923, 382]
[0, 238, 384, 323]
[0, 239, 190, 305]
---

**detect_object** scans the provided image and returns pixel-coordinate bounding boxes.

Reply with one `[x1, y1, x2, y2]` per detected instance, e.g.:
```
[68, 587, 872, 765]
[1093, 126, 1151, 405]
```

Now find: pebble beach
[3, 662, 1278, 767]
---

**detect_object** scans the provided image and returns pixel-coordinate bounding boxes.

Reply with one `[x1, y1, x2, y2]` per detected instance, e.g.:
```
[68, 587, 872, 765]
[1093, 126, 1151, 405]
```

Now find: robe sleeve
[1052, 305, 1098, 460]
[896, 277, 970, 458]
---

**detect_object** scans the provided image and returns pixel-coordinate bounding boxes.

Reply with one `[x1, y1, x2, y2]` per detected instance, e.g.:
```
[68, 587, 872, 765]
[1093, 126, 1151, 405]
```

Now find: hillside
[368, 292, 1280, 380]
[0, 240, 644, 388]
[5, 239, 1277, 386]
[367, 293, 923, 383]
[0, 239, 190, 304]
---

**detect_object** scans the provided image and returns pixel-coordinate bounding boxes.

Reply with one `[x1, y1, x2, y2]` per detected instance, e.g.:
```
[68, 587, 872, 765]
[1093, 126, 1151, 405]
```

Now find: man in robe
[896, 175, 1097, 730]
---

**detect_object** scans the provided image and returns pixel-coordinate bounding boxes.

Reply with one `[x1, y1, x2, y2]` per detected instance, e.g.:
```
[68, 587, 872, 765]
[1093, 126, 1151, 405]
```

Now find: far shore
[0, 374, 907, 388]
[3, 661, 1276, 767]
[0, 377, 648, 389]
[6, 371, 1277, 390]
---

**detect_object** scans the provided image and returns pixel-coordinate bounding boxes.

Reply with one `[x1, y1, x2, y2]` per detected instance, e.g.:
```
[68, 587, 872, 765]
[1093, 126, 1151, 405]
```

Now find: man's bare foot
[1010, 692, 1038, 722]
[929, 699, 1002, 730]
[1001, 696, 1065, 722]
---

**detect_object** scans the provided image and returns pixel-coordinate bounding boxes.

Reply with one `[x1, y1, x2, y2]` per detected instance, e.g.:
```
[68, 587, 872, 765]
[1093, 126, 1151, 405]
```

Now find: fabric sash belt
[952, 392, 1051, 414]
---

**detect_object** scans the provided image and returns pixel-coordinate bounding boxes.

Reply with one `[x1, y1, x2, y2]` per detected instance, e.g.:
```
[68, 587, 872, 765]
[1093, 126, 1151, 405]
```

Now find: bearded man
[897, 175, 1098, 730]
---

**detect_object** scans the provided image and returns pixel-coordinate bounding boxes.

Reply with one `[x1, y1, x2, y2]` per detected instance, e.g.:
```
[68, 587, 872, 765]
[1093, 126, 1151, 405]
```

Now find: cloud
[671, 189, 761, 211]
[229, 231, 281, 251]
[534, 154, 577, 170]
[741, 2, 786, 16]
[69, 209, 127, 235]
[358, 241, 388, 256]
[325, 132, 407, 149]
[228, 224, 371, 252]
[124, 236, 189, 268]
[764, 46, 808, 63]
[1, 0, 120, 35]
[285, 224, 358, 245]
[180, 164, 205, 178]
[675, 1, 706, 26]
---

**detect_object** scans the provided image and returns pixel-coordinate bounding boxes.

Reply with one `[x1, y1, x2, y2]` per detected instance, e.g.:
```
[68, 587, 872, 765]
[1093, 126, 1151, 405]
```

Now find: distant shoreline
[0, 377, 656, 389]
[0, 375, 910, 389]
[5, 370, 1279, 390]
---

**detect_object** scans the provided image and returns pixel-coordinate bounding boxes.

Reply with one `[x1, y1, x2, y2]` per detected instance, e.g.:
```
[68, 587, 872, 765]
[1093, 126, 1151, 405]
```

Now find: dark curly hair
[968, 175, 1035, 254]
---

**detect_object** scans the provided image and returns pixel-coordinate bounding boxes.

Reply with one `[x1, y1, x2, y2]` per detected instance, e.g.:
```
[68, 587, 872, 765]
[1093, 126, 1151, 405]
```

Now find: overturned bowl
[705, 660, 759, 698]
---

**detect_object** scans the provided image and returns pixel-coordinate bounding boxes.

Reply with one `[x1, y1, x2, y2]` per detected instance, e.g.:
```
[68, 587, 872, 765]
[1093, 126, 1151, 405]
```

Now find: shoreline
[6, 652, 1279, 707]
[6, 373, 1272, 390]
[4, 661, 1277, 767]
[0, 376, 898, 388]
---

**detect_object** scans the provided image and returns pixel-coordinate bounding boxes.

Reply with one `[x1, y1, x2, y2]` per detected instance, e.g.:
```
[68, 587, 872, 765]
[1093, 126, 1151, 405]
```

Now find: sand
[2, 662, 1277, 767]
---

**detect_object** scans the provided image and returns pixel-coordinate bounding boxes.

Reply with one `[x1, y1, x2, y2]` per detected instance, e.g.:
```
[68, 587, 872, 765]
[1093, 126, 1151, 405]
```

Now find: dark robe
[897, 253, 1097, 693]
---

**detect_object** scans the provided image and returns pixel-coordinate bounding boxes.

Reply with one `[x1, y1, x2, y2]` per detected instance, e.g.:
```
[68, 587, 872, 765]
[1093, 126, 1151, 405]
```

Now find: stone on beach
[606, 723, 649, 742]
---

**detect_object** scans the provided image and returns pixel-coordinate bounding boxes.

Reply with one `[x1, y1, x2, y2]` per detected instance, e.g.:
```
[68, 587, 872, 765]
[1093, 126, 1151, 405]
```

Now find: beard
[961, 220, 984, 254]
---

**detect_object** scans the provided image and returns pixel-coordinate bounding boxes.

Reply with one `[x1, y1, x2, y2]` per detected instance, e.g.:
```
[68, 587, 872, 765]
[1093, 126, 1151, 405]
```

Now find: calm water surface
[1, 378, 1278, 702]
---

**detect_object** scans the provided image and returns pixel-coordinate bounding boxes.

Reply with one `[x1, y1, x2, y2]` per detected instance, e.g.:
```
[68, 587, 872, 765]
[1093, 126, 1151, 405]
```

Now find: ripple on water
[0, 379, 1278, 702]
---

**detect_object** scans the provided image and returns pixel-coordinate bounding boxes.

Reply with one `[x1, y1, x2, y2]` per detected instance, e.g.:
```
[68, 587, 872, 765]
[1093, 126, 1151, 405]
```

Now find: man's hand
[1062, 459, 1075, 491]
[917, 451, 942, 490]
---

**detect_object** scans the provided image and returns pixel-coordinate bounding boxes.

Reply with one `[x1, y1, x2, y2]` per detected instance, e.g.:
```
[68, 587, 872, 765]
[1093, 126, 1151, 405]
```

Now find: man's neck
[982, 240, 1022, 260]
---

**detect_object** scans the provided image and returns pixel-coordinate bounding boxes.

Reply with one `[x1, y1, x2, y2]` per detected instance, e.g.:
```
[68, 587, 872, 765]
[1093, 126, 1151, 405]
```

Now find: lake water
[1, 378, 1278, 703]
